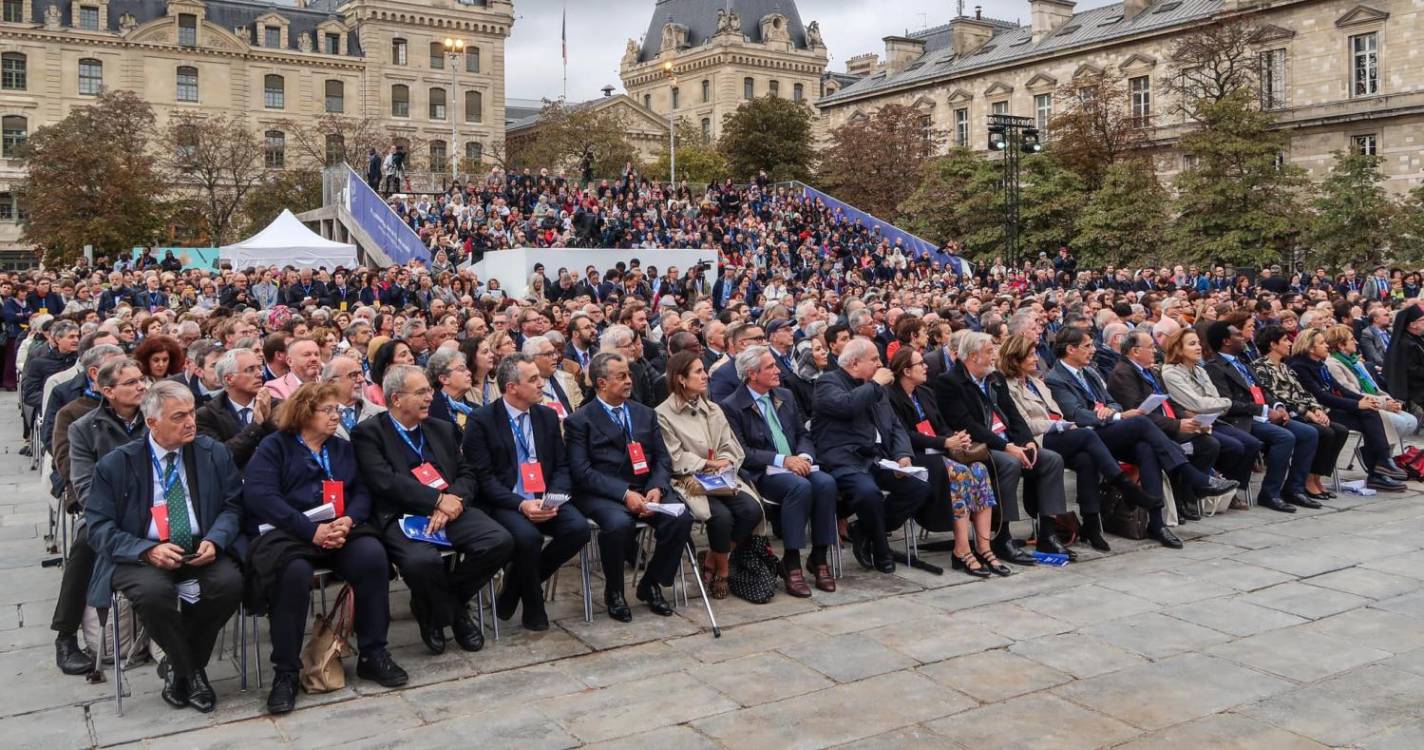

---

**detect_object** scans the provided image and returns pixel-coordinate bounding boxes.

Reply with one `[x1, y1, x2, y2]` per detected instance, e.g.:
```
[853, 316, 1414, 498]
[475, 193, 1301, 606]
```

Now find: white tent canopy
[220, 209, 357, 269]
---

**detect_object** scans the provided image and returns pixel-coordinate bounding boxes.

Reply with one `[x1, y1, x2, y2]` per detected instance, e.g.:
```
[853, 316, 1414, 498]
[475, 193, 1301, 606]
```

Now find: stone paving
[3, 392, 1424, 748]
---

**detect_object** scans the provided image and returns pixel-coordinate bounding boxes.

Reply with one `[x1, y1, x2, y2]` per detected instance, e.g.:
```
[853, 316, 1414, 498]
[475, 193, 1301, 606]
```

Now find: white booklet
[644, 502, 687, 518]
[1193, 411, 1221, 427]
[877, 459, 929, 481]
[257, 503, 336, 536]
[541, 492, 571, 512]
[1137, 394, 1168, 414]
[766, 463, 819, 476]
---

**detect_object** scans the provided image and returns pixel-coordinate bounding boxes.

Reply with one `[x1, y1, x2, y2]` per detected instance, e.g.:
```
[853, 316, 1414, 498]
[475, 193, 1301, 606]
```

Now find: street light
[443, 37, 465, 186]
[987, 114, 1042, 268]
[663, 61, 677, 186]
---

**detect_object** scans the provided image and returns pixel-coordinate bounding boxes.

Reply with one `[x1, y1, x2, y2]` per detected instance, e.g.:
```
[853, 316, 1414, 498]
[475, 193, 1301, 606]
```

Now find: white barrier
[468, 248, 720, 301]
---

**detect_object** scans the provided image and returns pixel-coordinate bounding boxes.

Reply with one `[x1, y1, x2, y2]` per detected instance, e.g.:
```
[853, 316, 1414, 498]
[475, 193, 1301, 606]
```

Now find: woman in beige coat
[655, 351, 763, 600]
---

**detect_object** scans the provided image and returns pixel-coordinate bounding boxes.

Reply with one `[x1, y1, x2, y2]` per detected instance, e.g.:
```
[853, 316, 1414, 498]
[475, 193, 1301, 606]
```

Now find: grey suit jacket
[1360, 326, 1389, 368]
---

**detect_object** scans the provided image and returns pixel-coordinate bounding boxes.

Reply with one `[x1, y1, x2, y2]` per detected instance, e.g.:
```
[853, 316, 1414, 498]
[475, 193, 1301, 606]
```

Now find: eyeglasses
[315, 405, 342, 415]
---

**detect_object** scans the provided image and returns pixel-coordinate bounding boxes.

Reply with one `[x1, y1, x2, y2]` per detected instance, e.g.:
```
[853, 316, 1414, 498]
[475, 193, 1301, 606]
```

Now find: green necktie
[163, 454, 195, 553]
[759, 395, 792, 456]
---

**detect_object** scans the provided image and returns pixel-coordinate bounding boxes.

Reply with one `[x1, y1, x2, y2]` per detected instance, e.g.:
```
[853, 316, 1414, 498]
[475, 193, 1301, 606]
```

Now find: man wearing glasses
[708, 322, 765, 402]
[523, 335, 580, 418]
[195, 349, 277, 469]
[321, 353, 384, 439]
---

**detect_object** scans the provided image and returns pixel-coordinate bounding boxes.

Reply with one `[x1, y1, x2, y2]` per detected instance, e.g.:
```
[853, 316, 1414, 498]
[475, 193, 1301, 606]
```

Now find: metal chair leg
[238, 605, 248, 691]
[683, 542, 721, 638]
[486, 580, 499, 641]
[579, 545, 593, 623]
[108, 595, 123, 717]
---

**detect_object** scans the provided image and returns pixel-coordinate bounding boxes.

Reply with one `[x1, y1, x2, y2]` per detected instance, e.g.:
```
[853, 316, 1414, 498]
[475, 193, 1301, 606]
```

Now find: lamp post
[443, 37, 465, 187]
[987, 114, 1042, 269]
[663, 61, 677, 186]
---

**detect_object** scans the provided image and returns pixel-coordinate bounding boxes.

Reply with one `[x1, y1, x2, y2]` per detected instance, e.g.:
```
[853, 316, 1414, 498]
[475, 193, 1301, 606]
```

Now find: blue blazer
[565, 398, 671, 503]
[464, 399, 572, 511]
[1044, 361, 1122, 428]
[707, 359, 743, 403]
[27, 291, 63, 316]
[719, 384, 815, 482]
[1, 297, 29, 338]
[84, 436, 244, 607]
[810, 368, 912, 473]
[242, 432, 373, 539]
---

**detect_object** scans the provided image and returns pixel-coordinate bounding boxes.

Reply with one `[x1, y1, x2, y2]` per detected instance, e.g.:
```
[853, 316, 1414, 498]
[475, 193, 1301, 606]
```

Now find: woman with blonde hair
[1249, 324, 1345, 503]
[1323, 323, 1418, 453]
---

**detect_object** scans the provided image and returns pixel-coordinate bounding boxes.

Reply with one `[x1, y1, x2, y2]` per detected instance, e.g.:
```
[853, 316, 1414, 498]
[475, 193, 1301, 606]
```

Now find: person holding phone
[243, 382, 404, 714]
[465, 353, 589, 632]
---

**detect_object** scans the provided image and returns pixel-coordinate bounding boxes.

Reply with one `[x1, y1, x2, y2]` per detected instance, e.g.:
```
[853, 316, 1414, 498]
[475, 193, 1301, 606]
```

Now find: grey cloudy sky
[505, 0, 1115, 101]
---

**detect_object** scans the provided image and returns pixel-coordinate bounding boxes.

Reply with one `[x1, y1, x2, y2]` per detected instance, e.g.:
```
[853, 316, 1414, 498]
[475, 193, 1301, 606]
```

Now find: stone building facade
[0, 0, 514, 258]
[620, 0, 828, 146]
[817, 0, 1423, 195]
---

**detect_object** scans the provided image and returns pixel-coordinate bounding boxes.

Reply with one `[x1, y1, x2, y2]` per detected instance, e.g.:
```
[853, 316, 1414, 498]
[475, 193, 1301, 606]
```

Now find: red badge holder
[520, 462, 547, 494]
[411, 462, 450, 490]
[990, 413, 1008, 435]
[1249, 386, 1266, 406]
[915, 419, 935, 437]
[323, 480, 345, 516]
[628, 442, 650, 475]
[151, 503, 170, 541]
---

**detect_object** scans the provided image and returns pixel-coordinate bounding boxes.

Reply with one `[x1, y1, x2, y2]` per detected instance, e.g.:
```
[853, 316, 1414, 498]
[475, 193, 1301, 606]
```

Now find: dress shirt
[146, 435, 200, 541]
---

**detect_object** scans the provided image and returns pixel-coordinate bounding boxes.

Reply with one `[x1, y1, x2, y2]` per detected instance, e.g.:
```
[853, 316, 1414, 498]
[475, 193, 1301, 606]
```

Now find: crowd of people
[5, 171, 1424, 720]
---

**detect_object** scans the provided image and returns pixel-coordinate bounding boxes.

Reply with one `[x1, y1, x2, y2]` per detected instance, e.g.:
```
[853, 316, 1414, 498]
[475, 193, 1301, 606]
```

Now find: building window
[0, 53, 23, 91]
[954, 107, 969, 148]
[464, 90, 482, 123]
[264, 130, 285, 169]
[176, 65, 198, 102]
[177, 13, 197, 46]
[701, 79, 710, 103]
[391, 38, 407, 65]
[744, 77, 754, 99]
[429, 139, 447, 172]
[263, 74, 284, 109]
[324, 79, 343, 113]
[1129, 75, 1151, 126]
[1034, 93, 1053, 135]
[324, 133, 344, 165]
[78, 58, 102, 95]
[430, 41, 444, 69]
[643, 94, 651, 109]
[1351, 32, 1378, 97]
[671, 86, 679, 109]
[264, 26, 281, 48]
[1353, 133, 1377, 156]
[2, 0, 22, 23]
[1260, 48, 1286, 110]
[324, 32, 340, 55]
[701, 117, 711, 141]
[793, 83, 804, 102]
[0, 192, 12, 221]
[429, 87, 446, 120]
[1, 115, 26, 157]
[465, 141, 482, 163]
[991, 100, 1008, 115]
[769, 80, 780, 97]
[78, 5, 99, 30]
[391, 84, 409, 117]
[466, 48, 480, 73]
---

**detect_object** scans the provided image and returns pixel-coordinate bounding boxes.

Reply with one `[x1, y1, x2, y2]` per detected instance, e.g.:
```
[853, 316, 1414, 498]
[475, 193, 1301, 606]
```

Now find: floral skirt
[946, 459, 997, 518]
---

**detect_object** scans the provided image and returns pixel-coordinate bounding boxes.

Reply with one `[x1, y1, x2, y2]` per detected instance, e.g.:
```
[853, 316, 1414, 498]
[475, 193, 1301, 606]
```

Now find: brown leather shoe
[782, 567, 812, 597]
[807, 562, 836, 593]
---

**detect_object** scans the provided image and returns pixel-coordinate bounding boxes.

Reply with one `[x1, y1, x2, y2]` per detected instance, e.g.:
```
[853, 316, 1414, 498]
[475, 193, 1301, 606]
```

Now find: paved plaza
[3, 394, 1424, 749]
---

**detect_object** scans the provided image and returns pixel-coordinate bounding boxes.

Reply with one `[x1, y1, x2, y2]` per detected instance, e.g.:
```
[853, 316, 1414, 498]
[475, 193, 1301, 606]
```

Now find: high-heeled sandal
[698, 550, 728, 599]
[952, 550, 991, 578]
[974, 547, 1013, 577]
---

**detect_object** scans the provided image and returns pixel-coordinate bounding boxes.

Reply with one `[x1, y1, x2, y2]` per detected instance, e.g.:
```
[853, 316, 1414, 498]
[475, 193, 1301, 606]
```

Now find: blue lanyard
[1138, 366, 1162, 393]
[295, 436, 333, 479]
[601, 402, 632, 439]
[1226, 355, 1255, 385]
[445, 392, 473, 415]
[148, 450, 182, 496]
[1026, 378, 1045, 401]
[910, 394, 926, 421]
[509, 414, 534, 461]
[483, 380, 494, 403]
[389, 415, 426, 458]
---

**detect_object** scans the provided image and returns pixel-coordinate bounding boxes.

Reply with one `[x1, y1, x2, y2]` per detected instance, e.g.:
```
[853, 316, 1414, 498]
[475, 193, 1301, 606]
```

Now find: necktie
[340, 406, 357, 432]
[237, 407, 251, 426]
[758, 395, 792, 455]
[1141, 369, 1161, 394]
[162, 454, 195, 553]
[514, 413, 532, 497]
[1077, 370, 1101, 401]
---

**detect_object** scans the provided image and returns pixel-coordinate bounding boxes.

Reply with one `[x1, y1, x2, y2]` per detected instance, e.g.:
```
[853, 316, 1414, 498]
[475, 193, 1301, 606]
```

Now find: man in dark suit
[934, 333, 1075, 563]
[353, 365, 513, 654]
[721, 347, 838, 596]
[281, 268, 327, 308]
[84, 381, 244, 713]
[195, 349, 276, 469]
[324, 269, 362, 312]
[167, 340, 222, 408]
[1359, 307, 1392, 373]
[566, 352, 692, 622]
[766, 319, 799, 384]
[465, 354, 590, 631]
[708, 321, 765, 403]
[811, 338, 931, 573]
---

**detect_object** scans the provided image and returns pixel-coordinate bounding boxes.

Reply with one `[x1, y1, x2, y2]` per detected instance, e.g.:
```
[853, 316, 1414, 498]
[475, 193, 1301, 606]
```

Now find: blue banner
[800, 185, 971, 273]
[130, 247, 221, 271]
[345, 167, 430, 265]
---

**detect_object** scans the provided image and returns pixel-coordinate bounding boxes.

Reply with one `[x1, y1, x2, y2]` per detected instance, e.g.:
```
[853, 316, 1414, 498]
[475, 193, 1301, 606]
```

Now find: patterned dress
[945, 459, 997, 518]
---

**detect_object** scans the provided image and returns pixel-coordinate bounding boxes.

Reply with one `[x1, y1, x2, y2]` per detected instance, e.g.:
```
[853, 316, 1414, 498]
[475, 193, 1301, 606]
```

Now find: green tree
[898, 148, 1003, 259]
[650, 119, 727, 186]
[1170, 88, 1307, 267]
[1019, 153, 1087, 259]
[1308, 150, 1395, 268]
[17, 90, 168, 265]
[818, 104, 943, 220]
[238, 169, 324, 238]
[717, 96, 815, 182]
[506, 100, 641, 182]
[1073, 158, 1173, 267]
[160, 112, 266, 246]
[1392, 182, 1424, 263]
[1047, 73, 1148, 190]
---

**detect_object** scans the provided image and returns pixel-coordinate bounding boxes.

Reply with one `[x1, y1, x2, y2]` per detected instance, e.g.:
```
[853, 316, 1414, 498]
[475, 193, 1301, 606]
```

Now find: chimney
[1030, 0, 1076, 42]
[845, 52, 880, 78]
[882, 36, 927, 75]
[951, 16, 996, 56]
[1123, 0, 1150, 20]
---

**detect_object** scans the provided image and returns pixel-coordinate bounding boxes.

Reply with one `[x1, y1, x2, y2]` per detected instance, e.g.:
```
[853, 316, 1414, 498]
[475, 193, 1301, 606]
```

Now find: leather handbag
[948, 441, 991, 465]
[300, 584, 355, 693]
[1100, 475, 1149, 540]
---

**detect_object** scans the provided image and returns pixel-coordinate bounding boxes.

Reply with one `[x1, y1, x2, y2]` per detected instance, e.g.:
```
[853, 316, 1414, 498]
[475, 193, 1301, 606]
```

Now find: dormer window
[264, 26, 280, 48]
[178, 13, 197, 46]
[78, 5, 99, 30]
[324, 32, 340, 55]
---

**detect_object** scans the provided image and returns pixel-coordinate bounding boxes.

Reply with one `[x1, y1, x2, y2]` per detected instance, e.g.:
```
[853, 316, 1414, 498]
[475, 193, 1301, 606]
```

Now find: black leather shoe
[267, 671, 299, 715]
[636, 583, 674, 616]
[1113, 474, 1162, 509]
[159, 661, 188, 709]
[1177, 501, 1202, 522]
[357, 650, 409, 687]
[418, 622, 447, 655]
[1376, 462, 1408, 480]
[873, 554, 896, 574]
[1036, 534, 1078, 561]
[1367, 474, 1407, 492]
[1306, 489, 1333, 501]
[55, 635, 91, 676]
[991, 539, 1037, 566]
[952, 551, 991, 578]
[847, 521, 874, 570]
[522, 607, 550, 632]
[1203, 476, 1240, 496]
[1282, 491, 1323, 510]
[494, 582, 518, 621]
[1258, 496, 1297, 513]
[1082, 522, 1112, 552]
[605, 590, 633, 622]
[451, 612, 485, 652]
[187, 669, 216, 713]
[1150, 526, 1184, 549]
